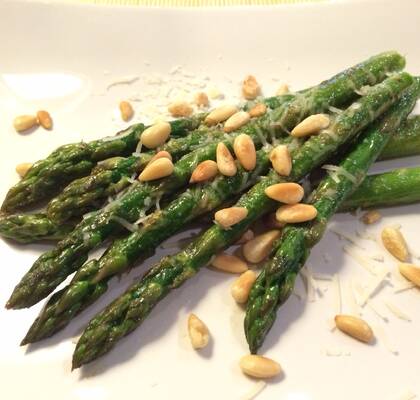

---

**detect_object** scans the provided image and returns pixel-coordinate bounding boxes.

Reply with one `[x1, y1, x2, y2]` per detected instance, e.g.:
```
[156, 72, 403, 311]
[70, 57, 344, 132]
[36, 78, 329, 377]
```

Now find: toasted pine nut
[141, 122, 171, 149]
[211, 253, 248, 274]
[248, 103, 267, 118]
[335, 315, 374, 343]
[224, 111, 251, 133]
[233, 134, 256, 171]
[239, 355, 282, 379]
[149, 150, 172, 164]
[231, 270, 257, 303]
[381, 226, 409, 261]
[216, 142, 237, 177]
[119, 101, 134, 121]
[291, 114, 330, 138]
[236, 229, 254, 245]
[188, 314, 209, 349]
[263, 212, 285, 229]
[242, 230, 281, 264]
[168, 100, 193, 117]
[276, 84, 289, 96]
[205, 105, 238, 126]
[15, 162, 32, 178]
[265, 183, 304, 204]
[138, 158, 174, 181]
[214, 206, 248, 229]
[242, 75, 261, 100]
[36, 110, 53, 129]
[13, 115, 38, 133]
[270, 145, 292, 176]
[360, 210, 382, 225]
[276, 204, 317, 224]
[194, 92, 209, 107]
[190, 160, 218, 183]
[398, 263, 420, 287]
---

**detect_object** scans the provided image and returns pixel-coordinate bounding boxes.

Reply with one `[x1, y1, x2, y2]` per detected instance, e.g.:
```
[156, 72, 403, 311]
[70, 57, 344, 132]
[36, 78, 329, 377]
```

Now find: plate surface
[0, 1, 419, 399]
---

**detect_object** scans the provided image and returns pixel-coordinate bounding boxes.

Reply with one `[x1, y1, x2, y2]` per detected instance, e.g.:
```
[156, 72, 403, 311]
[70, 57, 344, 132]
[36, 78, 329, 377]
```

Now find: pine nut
[242, 75, 261, 100]
[119, 101, 134, 121]
[239, 355, 282, 379]
[36, 110, 53, 129]
[211, 253, 248, 274]
[291, 114, 330, 138]
[276, 84, 289, 96]
[138, 157, 174, 181]
[270, 145, 292, 176]
[214, 206, 248, 228]
[242, 230, 281, 264]
[188, 314, 209, 349]
[13, 115, 38, 133]
[205, 105, 238, 126]
[231, 270, 257, 303]
[15, 162, 32, 178]
[233, 134, 256, 171]
[236, 229, 254, 245]
[149, 150, 172, 164]
[265, 183, 304, 204]
[276, 204, 318, 224]
[141, 122, 171, 149]
[381, 226, 409, 261]
[360, 210, 382, 225]
[168, 100, 193, 117]
[248, 103, 267, 118]
[398, 263, 420, 287]
[194, 92, 209, 107]
[216, 142, 237, 177]
[335, 315, 374, 343]
[223, 111, 250, 133]
[190, 160, 218, 183]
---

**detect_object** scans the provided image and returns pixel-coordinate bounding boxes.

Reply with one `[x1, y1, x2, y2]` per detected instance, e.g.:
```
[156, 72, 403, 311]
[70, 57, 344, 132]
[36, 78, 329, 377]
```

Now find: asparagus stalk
[0, 114, 209, 213]
[377, 115, 420, 160]
[22, 143, 293, 343]
[341, 166, 420, 210]
[244, 78, 420, 354]
[71, 72, 413, 368]
[5, 53, 408, 311]
[0, 214, 76, 244]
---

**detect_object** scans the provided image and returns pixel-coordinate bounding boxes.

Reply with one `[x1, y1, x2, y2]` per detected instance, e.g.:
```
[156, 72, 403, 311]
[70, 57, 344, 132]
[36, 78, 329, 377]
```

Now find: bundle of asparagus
[2, 51, 420, 377]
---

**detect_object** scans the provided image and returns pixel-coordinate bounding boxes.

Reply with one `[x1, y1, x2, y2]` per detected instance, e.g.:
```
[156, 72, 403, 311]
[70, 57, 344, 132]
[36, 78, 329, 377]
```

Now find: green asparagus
[341, 166, 420, 210]
[244, 78, 420, 354]
[71, 71, 413, 368]
[0, 214, 76, 243]
[6, 53, 408, 310]
[21, 144, 292, 344]
[1, 115, 208, 213]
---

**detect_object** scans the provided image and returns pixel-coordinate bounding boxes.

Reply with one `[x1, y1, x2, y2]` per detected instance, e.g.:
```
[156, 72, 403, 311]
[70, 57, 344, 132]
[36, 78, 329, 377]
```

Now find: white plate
[0, 1, 419, 399]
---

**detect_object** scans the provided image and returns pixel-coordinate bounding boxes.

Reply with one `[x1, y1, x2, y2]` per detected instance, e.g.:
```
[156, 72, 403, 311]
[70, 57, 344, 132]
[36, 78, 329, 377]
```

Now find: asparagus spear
[6, 54, 407, 311]
[3, 112, 419, 246]
[0, 214, 76, 244]
[71, 72, 413, 368]
[0, 114, 209, 213]
[341, 166, 420, 210]
[378, 115, 420, 160]
[244, 78, 420, 354]
[22, 143, 293, 343]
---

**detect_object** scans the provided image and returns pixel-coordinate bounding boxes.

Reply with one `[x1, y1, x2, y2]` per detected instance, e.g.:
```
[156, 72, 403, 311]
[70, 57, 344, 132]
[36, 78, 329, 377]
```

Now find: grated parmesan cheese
[366, 299, 388, 322]
[333, 274, 342, 314]
[106, 75, 139, 90]
[396, 390, 417, 400]
[343, 245, 380, 275]
[372, 322, 398, 355]
[322, 164, 358, 183]
[331, 229, 366, 250]
[324, 346, 351, 357]
[384, 300, 412, 321]
[110, 216, 139, 232]
[358, 268, 389, 306]
[239, 381, 267, 400]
